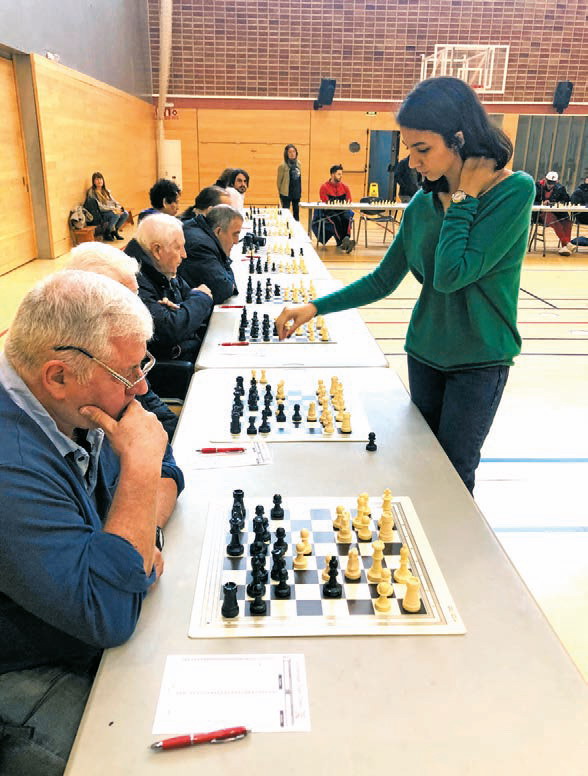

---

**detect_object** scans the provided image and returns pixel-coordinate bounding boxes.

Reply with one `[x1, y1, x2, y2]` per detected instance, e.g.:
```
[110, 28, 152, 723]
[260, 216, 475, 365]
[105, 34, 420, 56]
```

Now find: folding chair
[357, 197, 399, 247]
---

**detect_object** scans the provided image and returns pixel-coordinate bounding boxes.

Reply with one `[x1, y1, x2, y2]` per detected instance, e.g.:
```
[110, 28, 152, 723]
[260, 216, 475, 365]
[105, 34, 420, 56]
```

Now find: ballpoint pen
[220, 341, 250, 346]
[150, 726, 249, 751]
[196, 447, 246, 454]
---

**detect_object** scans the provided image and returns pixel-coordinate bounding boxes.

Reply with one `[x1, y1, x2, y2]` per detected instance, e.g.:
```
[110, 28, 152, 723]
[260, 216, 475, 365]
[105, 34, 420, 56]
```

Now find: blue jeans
[102, 209, 129, 234]
[407, 355, 509, 493]
[0, 665, 94, 776]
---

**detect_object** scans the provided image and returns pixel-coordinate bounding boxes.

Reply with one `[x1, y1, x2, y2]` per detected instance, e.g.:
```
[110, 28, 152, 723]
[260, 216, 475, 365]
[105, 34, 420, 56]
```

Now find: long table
[65, 366, 588, 775]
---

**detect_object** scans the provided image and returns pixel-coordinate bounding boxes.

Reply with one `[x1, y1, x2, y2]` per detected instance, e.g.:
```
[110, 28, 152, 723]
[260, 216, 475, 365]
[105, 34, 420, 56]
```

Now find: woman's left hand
[457, 157, 498, 198]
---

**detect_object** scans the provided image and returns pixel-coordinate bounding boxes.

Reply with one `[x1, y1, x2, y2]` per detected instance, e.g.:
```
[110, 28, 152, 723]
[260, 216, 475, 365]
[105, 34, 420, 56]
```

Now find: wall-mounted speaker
[553, 81, 573, 114]
[314, 78, 336, 110]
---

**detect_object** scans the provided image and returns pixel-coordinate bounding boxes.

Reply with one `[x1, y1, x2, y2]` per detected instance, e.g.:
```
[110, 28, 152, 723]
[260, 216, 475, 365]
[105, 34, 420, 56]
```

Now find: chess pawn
[292, 288, 299, 303]
[374, 580, 392, 612]
[323, 415, 335, 434]
[322, 555, 332, 582]
[320, 325, 330, 342]
[402, 575, 422, 613]
[299, 528, 312, 555]
[356, 512, 372, 542]
[307, 401, 318, 422]
[340, 412, 352, 434]
[367, 539, 385, 583]
[335, 407, 345, 423]
[344, 547, 361, 580]
[260, 369, 267, 384]
[329, 376, 339, 396]
[394, 545, 412, 584]
[381, 568, 392, 589]
[378, 509, 395, 542]
[293, 542, 308, 570]
[336, 511, 353, 543]
[333, 505, 345, 530]
[316, 379, 325, 396]
[360, 492, 370, 516]
[276, 381, 286, 401]
[353, 494, 366, 530]
[308, 329, 316, 343]
[316, 315, 325, 329]
[381, 488, 393, 516]
[251, 369, 256, 381]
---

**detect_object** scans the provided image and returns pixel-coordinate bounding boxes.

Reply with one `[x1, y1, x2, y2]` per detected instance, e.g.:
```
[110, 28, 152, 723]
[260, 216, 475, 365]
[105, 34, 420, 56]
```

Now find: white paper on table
[152, 653, 311, 734]
[190, 441, 272, 470]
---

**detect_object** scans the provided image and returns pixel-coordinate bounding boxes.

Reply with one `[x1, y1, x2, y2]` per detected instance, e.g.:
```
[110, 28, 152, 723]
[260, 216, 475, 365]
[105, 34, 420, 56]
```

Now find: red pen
[196, 447, 245, 454]
[219, 305, 244, 308]
[220, 341, 250, 346]
[150, 725, 249, 751]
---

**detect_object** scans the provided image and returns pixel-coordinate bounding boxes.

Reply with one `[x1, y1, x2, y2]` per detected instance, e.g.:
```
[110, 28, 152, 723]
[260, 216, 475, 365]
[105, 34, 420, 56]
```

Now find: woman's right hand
[275, 303, 317, 339]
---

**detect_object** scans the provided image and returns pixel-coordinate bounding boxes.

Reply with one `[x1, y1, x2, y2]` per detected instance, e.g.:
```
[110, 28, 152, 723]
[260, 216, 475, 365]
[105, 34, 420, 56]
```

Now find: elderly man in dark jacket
[179, 204, 242, 305]
[125, 213, 213, 362]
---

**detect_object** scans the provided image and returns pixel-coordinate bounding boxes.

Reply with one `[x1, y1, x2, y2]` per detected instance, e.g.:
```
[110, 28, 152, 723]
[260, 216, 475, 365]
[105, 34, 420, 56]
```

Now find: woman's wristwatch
[451, 190, 469, 203]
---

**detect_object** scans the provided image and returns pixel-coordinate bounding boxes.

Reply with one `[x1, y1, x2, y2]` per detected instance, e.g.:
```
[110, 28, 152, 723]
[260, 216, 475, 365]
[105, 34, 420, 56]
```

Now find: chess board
[244, 277, 315, 306]
[233, 310, 335, 345]
[244, 256, 308, 276]
[210, 371, 371, 442]
[189, 495, 465, 638]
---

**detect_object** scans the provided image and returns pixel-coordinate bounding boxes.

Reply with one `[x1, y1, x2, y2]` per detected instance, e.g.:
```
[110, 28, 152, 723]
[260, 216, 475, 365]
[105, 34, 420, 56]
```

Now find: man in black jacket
[125, 213, 213, 362]
[571, 176, 588, 225]
[179, 204, 241, 305]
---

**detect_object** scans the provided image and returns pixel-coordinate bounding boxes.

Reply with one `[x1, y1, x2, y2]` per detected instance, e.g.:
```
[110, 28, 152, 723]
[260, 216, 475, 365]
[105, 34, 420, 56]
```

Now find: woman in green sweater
[276, 77, 535, 493]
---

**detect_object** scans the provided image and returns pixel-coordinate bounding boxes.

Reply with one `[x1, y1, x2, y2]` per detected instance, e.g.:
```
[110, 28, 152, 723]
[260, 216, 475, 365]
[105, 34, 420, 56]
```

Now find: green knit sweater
[314, 171, 535, 371]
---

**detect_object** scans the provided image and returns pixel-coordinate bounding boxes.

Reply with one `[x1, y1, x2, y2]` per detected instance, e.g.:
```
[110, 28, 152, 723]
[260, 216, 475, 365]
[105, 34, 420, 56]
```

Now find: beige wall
[31, 55, 157, 258]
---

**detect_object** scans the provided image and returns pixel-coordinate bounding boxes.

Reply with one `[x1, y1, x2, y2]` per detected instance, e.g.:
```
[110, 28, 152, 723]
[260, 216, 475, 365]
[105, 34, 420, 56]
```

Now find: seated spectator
[571, 176, 588, 225]
[84, 171, 129, 241]
[534, 171, 574, 255]
[226, 168, 249, 212]
[180, 204, 241, 304]
[317, 164, 355, 252]
[0, 270, 183, 776]
[179, 185, 231, 222]
[138, 178, 182, 223]
[393, 156, 422, 202]
[125, 214, 213, 362]
[68, 242, 180, 441]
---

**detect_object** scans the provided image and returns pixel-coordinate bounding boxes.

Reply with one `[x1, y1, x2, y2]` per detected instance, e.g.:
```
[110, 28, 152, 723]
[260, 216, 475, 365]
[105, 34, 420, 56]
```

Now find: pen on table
[151, 726, 250, 751]
[220, 341, 250, 346]
[219, 304, 244, 308]
[196, 447, 246, 454]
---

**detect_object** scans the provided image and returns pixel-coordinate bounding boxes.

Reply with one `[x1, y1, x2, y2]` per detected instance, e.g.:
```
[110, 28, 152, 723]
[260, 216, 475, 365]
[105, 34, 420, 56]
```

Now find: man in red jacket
[318, 165, 355, 252]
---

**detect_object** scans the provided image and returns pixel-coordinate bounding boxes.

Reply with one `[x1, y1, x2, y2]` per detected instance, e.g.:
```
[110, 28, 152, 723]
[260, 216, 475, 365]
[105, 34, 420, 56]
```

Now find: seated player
[534, 171, 574, 255]
[226, 168, 249, 212]
[68, 242, 180, 441]
[179, 204, 242, 304]
[0, 270, 184, 776]
[138, 178, 182, 222]
[125, 213, 214, 363]
[179, 184, 231, 222]
[571, 175, 588, 225]
[317, 164, 355, 252]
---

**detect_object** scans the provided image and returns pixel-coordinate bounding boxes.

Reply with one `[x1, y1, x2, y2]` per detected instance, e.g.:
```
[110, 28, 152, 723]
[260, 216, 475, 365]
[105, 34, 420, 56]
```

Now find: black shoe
[103, 232, 114, 241]
[344, 239, 356, 253]
[114, 231, 124, 240]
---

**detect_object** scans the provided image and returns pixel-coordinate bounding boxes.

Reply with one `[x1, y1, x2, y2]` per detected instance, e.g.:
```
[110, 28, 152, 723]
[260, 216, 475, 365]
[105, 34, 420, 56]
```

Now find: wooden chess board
[189, 495, 465, 638]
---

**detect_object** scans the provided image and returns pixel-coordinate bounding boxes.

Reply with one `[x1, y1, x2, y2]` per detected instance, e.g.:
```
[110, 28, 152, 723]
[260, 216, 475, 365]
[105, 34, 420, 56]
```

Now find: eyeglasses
[53, 345, 156, 389]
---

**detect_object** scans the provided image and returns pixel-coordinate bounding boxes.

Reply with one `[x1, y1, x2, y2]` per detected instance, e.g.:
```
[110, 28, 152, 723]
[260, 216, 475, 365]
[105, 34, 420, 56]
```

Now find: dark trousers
[280, 195, 300, 221]
[407, 355, 509, 493]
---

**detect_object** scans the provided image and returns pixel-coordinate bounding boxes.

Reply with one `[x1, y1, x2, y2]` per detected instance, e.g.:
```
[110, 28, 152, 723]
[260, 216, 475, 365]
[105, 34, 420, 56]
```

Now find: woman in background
[277, 144, 302, 220]
[85, 172, 129, 241]
[276, 77, 535, 494]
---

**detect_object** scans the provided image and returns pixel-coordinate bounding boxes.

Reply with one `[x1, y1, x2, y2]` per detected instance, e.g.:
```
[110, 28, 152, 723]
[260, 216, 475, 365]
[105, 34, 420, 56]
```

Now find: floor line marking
[481, 457, 588, 463]
[494, 526, 588, 533]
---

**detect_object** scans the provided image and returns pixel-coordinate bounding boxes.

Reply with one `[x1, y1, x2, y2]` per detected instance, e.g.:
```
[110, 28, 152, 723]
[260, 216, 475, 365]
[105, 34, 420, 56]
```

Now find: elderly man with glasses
[0, 270, 184, 776]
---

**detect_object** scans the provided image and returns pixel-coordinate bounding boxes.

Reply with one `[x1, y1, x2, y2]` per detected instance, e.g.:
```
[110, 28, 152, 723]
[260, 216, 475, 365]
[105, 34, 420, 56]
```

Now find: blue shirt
[0, 355, 184, 673]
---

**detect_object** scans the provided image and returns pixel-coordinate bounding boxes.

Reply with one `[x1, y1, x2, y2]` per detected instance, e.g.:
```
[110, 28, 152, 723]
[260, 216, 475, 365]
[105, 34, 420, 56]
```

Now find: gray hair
[6, 270, 153, 382]
[135, 212, 183, 254]
[205, 204, 243, 233]
[68, 242, 139, 285]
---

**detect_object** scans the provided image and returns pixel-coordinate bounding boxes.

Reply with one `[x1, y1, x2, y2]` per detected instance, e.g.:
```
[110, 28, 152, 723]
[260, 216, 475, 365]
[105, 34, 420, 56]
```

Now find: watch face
[452, 190, 467, 203]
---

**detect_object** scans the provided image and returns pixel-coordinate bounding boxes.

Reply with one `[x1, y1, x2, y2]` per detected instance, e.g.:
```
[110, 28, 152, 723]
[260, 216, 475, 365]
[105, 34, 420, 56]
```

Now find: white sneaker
[558, 245, 571, 255]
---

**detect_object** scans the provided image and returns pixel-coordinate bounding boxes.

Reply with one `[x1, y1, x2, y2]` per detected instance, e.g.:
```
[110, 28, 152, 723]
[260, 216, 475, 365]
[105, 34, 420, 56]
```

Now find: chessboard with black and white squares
[189, 496, 466, 638]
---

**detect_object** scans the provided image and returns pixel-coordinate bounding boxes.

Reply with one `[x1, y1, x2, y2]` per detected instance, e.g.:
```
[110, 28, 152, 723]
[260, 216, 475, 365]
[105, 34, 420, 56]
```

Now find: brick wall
[148, 0, 588, 103]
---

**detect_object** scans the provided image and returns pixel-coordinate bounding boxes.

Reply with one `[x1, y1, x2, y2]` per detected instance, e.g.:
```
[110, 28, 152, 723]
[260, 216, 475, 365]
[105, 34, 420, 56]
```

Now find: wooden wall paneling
[31, 55, 157, 258]
[309, 110, 398, 200]
[163, 108, 199, 205]
[198, 109, 312, 204]
[0, 58, 37, 274]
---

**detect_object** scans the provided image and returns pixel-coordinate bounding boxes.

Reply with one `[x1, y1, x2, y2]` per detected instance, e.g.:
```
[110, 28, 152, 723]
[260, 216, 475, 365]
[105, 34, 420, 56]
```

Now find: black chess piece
[249, 583, 267, 615]
[252, 514, 265, 540]
[247, 569, 266, 599]
[323, 557, 343, 598]
[249, 258, 254, 273]
[251, 555, 268, 584]
[292, 403, 302, 422]
[366, 432, 377, 452]
[270, 548, 286, 581]
[271, 494, 284, 520]
[230, 414, 242, 435]
[235, 376, 245, 395]
[246, 417, 257, 435]
[249, 539, 267, 556]
[232, 489, 246, 517]
[276, 403, 287, 422]
[226, 524, 244, 557]
[274, 284, 280, 297]
[273, 526, 287, 552]
[248, 395, 258, 411]
[274, 568, 291, 599]
[259, 411, 271, 434]
[221, 582, 239, 618]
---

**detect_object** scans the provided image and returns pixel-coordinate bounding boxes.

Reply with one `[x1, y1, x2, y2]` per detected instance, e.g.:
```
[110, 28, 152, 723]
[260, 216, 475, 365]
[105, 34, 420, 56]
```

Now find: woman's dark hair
[396, 77, 513, 194]
[215, 168, 234, 187]
[284, 144, 298, 163]
[179, 185, 228, 221]
[149, 178, 181, 209]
